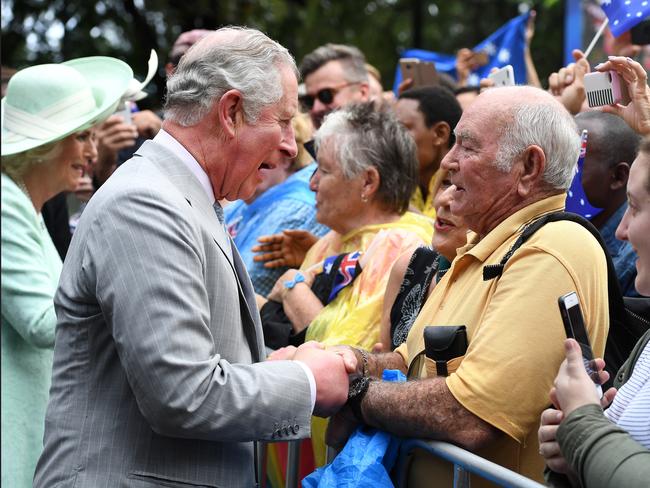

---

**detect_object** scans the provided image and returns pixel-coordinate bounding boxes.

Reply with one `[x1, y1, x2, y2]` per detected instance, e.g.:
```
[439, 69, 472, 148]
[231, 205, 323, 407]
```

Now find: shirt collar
[457, 193, 567, 263]
[153, 128, 215, 204]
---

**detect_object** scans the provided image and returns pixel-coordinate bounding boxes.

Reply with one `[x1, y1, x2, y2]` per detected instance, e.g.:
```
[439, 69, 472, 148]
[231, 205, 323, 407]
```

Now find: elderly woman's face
[431, 173, 468, 261]
[53, 129, 97, 193]
[309, 141, 367, 234]
[616, 152, 650, 295]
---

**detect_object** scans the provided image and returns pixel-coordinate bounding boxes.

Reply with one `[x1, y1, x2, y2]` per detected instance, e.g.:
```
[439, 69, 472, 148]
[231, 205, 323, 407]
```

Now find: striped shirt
[605, 342, 650, 448]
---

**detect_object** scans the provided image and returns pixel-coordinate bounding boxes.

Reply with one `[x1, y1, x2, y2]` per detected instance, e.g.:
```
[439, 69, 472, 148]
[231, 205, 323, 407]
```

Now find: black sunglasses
[300, 82, 359, 110]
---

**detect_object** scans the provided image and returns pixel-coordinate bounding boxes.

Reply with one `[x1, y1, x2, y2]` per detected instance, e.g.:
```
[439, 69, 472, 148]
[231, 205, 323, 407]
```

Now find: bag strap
[483, 210, 626, 318]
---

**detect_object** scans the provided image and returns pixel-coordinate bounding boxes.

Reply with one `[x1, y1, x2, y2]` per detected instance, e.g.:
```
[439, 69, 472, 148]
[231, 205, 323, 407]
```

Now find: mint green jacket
[1, 173, 61, 487]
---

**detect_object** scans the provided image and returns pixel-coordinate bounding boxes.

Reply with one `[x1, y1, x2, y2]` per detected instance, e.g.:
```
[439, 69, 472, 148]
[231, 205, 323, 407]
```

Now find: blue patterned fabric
[225, 163, 329, 296]
[601, 0, 650, 38]
[600, 202, 640, 297]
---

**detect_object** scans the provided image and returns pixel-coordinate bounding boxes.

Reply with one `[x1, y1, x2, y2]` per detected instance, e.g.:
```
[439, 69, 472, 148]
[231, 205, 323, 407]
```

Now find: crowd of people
[1, 13, 649, 488]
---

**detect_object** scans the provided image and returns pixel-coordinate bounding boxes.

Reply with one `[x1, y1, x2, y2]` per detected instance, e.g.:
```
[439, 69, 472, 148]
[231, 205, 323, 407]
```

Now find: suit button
[283, 426, 290, 436]
[292, 424, 299, 434]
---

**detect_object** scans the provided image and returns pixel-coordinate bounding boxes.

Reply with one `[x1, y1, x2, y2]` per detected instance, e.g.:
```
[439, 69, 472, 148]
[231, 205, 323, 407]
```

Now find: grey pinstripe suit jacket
[34, 140, 312, 488]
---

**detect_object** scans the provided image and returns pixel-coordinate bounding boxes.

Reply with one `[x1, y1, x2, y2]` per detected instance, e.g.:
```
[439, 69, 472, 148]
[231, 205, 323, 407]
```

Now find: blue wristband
[283, 272, 305, 289]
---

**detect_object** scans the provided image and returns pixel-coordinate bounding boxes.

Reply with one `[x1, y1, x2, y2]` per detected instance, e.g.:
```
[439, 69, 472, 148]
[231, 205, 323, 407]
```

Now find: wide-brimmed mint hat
[1, 56, 133, 156]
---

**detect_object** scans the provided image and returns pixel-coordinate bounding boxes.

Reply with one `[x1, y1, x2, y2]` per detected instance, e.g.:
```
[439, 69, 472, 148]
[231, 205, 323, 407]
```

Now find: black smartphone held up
[557, 292, 603, 397]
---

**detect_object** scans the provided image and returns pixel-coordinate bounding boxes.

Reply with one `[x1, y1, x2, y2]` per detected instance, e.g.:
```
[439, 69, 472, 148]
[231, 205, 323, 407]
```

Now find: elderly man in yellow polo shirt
[320, 85, 610, 486]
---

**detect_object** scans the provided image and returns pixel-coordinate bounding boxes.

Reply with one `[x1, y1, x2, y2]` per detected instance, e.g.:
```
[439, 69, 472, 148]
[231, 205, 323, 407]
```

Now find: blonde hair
[290, 112, 314, 172]
[1, 139, 63, 180]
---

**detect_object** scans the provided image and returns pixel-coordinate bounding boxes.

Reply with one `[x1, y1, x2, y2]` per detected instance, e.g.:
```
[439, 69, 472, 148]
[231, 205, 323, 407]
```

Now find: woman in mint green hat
[1, 57, 133, 487]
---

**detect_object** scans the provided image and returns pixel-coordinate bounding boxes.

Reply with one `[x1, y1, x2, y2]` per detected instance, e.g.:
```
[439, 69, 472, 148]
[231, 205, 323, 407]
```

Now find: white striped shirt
[605, 342, 650, 448]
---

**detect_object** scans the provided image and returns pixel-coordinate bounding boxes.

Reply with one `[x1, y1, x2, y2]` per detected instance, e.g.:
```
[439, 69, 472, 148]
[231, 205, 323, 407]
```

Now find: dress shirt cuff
[295, 360, 316, 413]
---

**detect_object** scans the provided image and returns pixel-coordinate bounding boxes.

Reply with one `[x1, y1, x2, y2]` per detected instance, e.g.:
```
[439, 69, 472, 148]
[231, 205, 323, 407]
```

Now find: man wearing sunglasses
[299, 43, 370, 128]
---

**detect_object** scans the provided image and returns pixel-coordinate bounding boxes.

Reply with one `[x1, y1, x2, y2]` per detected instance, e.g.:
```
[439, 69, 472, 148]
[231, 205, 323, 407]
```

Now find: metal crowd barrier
[262, 438, 545, 488]
[394, 439, 546, 488]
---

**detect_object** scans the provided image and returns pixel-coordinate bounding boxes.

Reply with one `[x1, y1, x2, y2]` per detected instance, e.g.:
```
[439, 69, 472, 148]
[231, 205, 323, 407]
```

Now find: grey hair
[314, 102, 417, 214]
[1, 139, 63, 180]
[493, 95, 580, 191]
[300, 43, 368, 83]
[164, 26, 298, 127]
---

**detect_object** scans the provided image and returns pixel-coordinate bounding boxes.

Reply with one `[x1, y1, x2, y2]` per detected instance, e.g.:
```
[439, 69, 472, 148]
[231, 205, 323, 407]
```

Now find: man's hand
[548, 49, 590, 115]
[455, 48, 475, 88]
[595, 56, 650, 135]
[93, 114, 138, 184]
[132, 110, 162, 139]
[74, 173, 95, 203]
[252, 229, 318, 268]
[294, 344, 351, 418]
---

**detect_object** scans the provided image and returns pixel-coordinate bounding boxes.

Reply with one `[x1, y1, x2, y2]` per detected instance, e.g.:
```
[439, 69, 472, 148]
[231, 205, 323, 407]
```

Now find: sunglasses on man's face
[300, 82, 359, 110]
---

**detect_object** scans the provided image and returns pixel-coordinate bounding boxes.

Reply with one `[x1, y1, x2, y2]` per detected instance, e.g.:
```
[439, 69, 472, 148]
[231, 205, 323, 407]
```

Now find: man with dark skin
[577, 111, 640, 296]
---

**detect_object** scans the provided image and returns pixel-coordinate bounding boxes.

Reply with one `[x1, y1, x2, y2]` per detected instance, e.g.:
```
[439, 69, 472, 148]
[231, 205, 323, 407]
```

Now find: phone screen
[558, 292, 603, 395]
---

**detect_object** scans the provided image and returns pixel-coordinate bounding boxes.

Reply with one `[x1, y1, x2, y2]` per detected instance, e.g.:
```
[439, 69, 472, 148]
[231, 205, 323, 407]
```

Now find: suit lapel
[135, 140, 263, 361]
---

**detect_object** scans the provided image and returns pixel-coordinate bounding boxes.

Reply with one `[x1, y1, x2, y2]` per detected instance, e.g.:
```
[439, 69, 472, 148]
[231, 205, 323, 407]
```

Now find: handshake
[268, 342, 361, 418]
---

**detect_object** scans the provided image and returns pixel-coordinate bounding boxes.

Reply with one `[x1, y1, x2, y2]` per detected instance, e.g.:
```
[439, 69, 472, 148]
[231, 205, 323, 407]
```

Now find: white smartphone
[558, 292, 603, 397]
[488, 65, 515, 87]
[114, 101, 132, 125]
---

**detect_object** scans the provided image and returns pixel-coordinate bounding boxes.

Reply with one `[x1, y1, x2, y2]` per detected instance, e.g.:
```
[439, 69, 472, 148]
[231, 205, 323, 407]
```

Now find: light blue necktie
[213, 201, 233, 258]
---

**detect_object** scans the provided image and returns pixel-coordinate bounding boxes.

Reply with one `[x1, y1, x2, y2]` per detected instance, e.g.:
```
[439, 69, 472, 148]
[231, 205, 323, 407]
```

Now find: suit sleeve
[82, 186, 312, 442]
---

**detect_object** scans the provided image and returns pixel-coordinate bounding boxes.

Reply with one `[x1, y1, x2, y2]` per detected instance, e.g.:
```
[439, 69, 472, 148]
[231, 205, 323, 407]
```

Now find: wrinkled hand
[132, 110, 162, 139]
[267, 340, 324, 361]
[252, 229, 318, 269]
[327, 345, 362, 378]
[595, 56, 650, 135]
[550, 339, 609, 416]
[548, 49, 590, 115]
[326, 405, 360, 450]
[294, 344, 351, 417]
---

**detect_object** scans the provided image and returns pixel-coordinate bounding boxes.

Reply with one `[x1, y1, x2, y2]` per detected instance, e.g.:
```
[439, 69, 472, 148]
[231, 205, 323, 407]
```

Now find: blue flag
[600, 0, 650, 38]
[565, 130, 603, 219]
[393, 12, 530, 91]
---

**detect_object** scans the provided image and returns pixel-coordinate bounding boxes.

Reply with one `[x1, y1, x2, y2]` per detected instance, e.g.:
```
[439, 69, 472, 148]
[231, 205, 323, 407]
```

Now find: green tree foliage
[1, 0, 565, 109]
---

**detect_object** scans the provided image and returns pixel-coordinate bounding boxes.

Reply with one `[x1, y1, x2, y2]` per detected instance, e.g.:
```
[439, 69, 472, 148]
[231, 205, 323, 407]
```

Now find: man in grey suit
[34, 27, 352, 488]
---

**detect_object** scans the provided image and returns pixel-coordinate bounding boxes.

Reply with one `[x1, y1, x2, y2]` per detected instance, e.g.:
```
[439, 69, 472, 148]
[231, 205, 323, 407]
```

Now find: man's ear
[518, 145, 545, 197]
[217, 89, 245, 138]
[430, 121, 451, 147]
[610, 162, 630, 191]
[358, 82, 371, 101]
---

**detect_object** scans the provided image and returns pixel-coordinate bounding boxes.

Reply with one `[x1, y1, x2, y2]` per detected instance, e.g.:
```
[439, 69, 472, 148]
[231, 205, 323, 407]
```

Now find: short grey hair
[164, 26, 298, 127]
[1, 138, 63, 180]
[300, 43, 368, 83]
[493, 92, 580, 191]
[314, 102, 417, 214]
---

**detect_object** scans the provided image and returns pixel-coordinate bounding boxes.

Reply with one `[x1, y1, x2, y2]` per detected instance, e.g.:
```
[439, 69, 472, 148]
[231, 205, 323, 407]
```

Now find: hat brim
[1, 57, 133, 156]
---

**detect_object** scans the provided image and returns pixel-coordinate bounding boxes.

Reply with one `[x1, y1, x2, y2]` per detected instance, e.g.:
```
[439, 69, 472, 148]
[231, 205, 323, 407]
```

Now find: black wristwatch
[347, 376, 372, 423]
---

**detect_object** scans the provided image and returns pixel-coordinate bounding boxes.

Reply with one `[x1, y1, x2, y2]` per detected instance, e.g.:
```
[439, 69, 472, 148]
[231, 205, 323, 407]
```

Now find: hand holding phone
[399, 58, 439, 88]
[557, 292, 603, 397]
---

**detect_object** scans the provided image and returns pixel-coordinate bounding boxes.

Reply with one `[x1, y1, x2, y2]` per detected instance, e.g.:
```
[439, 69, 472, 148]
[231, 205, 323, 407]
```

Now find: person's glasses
[300, 82, 359, 110]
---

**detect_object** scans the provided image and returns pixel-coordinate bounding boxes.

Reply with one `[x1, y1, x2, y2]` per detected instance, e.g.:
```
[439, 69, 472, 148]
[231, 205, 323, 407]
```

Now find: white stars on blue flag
[600, 0, 650, 37]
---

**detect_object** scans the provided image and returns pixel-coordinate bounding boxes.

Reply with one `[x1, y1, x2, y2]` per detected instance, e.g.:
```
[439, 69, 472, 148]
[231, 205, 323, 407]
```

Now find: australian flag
[323, 251, 362, 303]
[393, 11, 529, 90]
[600, 0, 650, 38]
[565, 130, 603, 219]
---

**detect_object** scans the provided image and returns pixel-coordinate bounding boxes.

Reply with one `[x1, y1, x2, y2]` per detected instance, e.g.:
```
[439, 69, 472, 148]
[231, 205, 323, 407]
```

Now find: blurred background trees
[1, 0, 563, 110]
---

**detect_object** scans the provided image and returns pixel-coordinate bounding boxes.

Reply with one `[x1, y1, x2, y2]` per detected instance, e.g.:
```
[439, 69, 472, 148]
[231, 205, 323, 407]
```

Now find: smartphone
[557, 292, 603, 397]
[488, 65, 515, 87]
[471, 50, 489, 68]
[399, 58, 439, 88]
[114, 101, 132, 125]
[584, 71, 631, 108]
